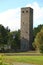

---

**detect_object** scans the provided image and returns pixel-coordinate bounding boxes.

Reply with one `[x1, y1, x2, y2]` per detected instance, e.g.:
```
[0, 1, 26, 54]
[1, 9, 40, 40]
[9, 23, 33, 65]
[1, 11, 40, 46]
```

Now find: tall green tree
[0, 24, 10, 48]
[33, 27, 43, 53]
[33, 24, 43, 38]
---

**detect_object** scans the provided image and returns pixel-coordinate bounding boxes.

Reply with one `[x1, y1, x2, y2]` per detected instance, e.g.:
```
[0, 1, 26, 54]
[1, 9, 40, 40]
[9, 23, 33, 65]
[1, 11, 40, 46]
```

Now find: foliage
[0, 24, 10, 45]
[40, 44, 43, 53]
[0, 24, 10, 51]
[0, 24, 20, 52]
[0, 55, 9, 65]
[33, 24, 43, 38]
[33, 28, 43, 53]
[10, 30, 20, 50]
[33, 24, 43, 50]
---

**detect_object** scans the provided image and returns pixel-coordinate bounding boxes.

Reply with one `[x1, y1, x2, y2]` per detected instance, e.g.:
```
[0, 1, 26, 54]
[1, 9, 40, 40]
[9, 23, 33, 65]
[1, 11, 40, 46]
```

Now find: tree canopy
[33, 27, 43, 53]
[0, 24, 9, 45]
[33, 24, 43, 38]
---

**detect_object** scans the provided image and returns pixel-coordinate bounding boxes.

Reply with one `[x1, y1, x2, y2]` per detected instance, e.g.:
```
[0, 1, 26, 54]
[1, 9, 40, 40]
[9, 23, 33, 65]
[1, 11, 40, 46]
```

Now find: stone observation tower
[20, 7, 33, 51]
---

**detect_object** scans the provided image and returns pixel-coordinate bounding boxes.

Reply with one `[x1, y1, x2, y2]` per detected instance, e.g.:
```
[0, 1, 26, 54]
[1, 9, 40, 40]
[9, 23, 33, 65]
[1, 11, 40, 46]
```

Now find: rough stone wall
[20, 7, 33, 51]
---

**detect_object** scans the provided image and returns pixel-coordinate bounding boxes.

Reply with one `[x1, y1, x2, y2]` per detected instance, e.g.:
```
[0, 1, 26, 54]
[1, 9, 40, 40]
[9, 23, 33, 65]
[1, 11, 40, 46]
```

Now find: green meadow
[0, 54, 43, 65]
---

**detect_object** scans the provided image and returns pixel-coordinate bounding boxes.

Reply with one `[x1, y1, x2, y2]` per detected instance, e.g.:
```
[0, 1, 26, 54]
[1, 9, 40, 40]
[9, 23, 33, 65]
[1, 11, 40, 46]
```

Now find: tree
[10, 30, 20, 50]
[15, 30, 20, 49]
[33, 27, 43, 53]
[33, 24, 43, 38]
[0, 24, 10, 51]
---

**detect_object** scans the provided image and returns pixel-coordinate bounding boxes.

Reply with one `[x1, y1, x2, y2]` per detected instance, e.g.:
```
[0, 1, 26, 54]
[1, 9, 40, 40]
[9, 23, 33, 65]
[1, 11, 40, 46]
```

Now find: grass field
[0, 54, 43, 65]
[0, 52, 43, 65]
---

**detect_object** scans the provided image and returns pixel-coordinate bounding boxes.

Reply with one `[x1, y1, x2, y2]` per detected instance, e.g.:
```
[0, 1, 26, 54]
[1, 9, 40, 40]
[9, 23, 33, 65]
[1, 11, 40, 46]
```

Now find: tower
[20, 7, 33, 51]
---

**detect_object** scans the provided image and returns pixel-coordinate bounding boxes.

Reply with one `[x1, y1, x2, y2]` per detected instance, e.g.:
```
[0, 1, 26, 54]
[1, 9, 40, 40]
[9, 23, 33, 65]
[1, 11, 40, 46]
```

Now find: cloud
[0, 2, 43, 31]
[0, 8, 21, 31]
[26, 2, 43, 27]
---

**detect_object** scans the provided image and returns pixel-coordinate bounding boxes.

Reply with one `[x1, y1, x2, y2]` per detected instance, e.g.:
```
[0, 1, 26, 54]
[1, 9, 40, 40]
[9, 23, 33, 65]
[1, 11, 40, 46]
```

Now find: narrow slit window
[23, 22, 24, 24]
[26, 10, 28, 13]
[22, 11, 24, 13]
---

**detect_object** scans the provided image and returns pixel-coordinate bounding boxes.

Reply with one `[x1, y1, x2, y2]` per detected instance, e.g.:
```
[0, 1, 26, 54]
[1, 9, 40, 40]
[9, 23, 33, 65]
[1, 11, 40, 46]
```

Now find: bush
[0, 55, 9, 65]
[33, 28, 43, 53]
[40, 44, 43, 53]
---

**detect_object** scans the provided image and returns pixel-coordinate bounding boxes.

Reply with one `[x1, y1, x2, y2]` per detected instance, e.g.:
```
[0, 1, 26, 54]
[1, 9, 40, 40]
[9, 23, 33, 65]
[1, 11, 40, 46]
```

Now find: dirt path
[13, 62, 36, 65]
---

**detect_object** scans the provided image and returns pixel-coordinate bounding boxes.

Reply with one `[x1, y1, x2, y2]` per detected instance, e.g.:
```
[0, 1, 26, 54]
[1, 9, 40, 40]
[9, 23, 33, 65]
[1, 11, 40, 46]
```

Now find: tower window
[22, 11, 24, 13]
[26, 10, 28, 13]
[23, 22, 24, 24]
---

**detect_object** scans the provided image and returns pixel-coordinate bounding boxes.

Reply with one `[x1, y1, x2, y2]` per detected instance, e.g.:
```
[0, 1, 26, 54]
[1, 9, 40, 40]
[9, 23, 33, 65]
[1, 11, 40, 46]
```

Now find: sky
[0, 0, 43, 31]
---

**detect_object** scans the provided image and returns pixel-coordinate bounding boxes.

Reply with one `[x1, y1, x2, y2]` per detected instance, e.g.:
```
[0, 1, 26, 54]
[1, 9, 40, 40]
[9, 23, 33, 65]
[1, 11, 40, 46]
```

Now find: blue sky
[0, 0, 43, 31]
[0, 0, 43, 12]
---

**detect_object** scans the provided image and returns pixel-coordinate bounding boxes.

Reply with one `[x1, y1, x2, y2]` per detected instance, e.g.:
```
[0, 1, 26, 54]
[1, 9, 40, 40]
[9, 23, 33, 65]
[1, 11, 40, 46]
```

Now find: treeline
[0, 24, 43, 53]
[0, 24, 20, 52]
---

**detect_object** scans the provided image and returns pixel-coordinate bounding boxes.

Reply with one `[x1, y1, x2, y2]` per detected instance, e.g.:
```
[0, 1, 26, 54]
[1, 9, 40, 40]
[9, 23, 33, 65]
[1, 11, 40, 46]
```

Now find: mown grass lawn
[1, 55, 43, 65]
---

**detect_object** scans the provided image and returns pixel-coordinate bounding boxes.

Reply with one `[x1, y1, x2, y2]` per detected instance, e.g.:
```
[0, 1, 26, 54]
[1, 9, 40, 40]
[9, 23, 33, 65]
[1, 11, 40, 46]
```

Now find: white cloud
[0, 8, 21, 31]
[0, 2, 43, 31]
[26, 2, 43, 27]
